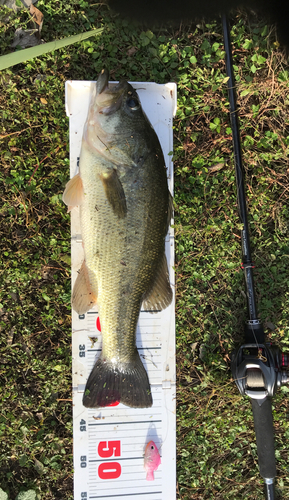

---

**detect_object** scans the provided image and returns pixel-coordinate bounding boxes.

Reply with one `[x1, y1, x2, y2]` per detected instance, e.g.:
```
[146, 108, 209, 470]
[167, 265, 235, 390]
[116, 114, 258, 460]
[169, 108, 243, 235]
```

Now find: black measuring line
[86, 310, 162, 314]
[89, 456, 147, 462]
[88, 420, 162, 426]
[88, 347, 162, 352]
[89, 492, 162, 498]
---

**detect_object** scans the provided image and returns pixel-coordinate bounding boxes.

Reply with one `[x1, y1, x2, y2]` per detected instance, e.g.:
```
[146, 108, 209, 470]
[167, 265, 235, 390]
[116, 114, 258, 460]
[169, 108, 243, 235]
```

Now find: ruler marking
[89, 456, 148, 463]
[88, 425, 161, 438]
[88, 347, 162, 353]
[86, 310, 161, 315]
[88, 419, 162, 427]
[138, 347, 162, 350]
[88, 415, 162, 421]
[89, 492, 162, 498]
[141, 310, 161, 313]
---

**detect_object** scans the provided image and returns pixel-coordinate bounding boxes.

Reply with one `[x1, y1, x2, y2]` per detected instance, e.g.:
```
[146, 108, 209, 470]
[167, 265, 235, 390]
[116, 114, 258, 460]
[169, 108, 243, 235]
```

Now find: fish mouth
[95, 69, 128, 115]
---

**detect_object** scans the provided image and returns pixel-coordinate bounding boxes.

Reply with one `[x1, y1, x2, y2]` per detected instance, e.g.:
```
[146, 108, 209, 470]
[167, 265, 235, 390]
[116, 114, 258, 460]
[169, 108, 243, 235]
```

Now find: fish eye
[126, 97, 140, 110]
[151, 445, 154, 450]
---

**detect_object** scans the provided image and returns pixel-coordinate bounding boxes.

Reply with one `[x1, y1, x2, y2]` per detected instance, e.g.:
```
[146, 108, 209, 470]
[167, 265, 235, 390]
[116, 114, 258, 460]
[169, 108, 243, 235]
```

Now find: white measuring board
[65, 79, 177, 500]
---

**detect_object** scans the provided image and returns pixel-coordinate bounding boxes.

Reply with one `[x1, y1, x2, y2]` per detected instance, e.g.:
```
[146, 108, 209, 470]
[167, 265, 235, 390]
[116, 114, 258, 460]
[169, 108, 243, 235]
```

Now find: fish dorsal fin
[100, 169, 127, 219]
[72, 260, 98, 315]
[62, 173, 84, 212]
[142, 252, 173, 313]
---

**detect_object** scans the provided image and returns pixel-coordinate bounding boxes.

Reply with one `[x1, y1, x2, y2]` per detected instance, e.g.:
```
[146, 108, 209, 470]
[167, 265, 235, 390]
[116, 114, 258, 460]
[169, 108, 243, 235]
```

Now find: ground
[0, 2, 289, 499]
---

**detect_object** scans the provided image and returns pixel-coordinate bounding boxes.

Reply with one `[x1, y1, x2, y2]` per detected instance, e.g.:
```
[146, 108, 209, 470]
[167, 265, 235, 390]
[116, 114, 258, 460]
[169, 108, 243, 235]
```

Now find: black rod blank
[222, 14, 276, 500]
[221, 14, 258, 321]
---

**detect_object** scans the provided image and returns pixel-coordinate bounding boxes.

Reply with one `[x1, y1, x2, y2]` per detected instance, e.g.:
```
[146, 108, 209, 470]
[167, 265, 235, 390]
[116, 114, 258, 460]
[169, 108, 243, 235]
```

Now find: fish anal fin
[100, 169, 127, 219]
[72, 260, 97, 315]
[142, 252, 172, 313]
[62, 173, 84, 211]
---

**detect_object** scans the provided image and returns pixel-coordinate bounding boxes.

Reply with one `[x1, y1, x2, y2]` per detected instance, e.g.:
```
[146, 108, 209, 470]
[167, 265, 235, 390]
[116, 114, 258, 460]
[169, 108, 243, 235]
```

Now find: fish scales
[63, 69, 173, 408]
[80, 142, 167, 360]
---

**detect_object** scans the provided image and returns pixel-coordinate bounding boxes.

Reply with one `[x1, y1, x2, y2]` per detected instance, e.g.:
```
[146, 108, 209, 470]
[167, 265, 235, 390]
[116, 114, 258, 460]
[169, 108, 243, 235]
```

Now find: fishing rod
[221, 14, 289, 499]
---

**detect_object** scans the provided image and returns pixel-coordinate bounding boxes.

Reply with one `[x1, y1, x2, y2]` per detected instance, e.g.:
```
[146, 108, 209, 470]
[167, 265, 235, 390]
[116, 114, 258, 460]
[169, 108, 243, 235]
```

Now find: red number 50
[98, 441, 121, 458]
[98, 441, 121, 480]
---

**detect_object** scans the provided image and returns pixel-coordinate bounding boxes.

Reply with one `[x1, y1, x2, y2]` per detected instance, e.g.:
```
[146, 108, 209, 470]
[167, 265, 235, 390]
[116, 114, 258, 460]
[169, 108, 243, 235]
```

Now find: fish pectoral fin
[142, 251, 173, 313]
[62, 173, 84, 212]
[100, 169, 127, 219]
[72, 260, 98, 314]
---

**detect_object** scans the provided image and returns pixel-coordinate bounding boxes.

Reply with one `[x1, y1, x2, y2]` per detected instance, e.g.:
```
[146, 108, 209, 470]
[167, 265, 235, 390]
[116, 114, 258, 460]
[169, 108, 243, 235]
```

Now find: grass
[0, 1, 289, 499]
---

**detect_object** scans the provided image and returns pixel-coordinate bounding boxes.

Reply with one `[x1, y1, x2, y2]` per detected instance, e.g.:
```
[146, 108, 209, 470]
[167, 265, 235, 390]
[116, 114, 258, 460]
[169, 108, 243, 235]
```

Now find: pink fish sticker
[144, 440, 161, 481]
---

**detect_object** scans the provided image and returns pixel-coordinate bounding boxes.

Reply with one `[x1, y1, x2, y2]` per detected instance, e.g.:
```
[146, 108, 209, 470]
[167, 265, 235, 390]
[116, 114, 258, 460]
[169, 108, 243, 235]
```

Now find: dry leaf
[30, 3, 44, 36]
[40, 97, 47, 105]
[127, 46, 138, 56]
[208, 162, 226, 173]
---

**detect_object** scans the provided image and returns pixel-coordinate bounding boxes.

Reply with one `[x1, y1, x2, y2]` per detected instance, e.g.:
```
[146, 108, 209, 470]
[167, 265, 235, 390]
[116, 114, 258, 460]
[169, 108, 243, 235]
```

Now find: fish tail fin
[146, 471, 155, 481]
[82, 352, 152, 408]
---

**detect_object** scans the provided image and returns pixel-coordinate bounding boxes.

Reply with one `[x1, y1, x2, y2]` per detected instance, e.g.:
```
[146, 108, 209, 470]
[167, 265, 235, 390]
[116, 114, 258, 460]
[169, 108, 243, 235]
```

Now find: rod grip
[251, 397, 276, 479]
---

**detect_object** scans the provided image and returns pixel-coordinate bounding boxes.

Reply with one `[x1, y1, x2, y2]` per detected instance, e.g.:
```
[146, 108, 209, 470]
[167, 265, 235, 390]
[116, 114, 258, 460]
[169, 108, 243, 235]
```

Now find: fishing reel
[231, 321, 289, 402]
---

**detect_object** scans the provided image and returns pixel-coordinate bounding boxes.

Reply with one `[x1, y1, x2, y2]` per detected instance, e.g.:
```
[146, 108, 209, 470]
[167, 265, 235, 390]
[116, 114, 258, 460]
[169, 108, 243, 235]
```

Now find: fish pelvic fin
[146, 471, 155, 481]
[72, 260, 98, 314]
[82, 351, 152, 409]
[100, 169, 127, 219]
[142, 251, 173, 313]
[62, 173, 84, 211]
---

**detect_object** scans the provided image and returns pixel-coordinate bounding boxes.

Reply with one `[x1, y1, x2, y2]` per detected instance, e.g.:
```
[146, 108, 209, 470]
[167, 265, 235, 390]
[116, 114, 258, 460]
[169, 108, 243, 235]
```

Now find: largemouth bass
[63, 69, 173, 408]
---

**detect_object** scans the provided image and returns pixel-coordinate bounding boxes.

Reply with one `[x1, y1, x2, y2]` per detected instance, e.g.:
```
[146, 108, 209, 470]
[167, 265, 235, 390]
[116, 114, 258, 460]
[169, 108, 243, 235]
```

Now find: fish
[144, 440, 161, 480]
[63, 69, 173, 408]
